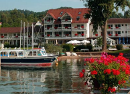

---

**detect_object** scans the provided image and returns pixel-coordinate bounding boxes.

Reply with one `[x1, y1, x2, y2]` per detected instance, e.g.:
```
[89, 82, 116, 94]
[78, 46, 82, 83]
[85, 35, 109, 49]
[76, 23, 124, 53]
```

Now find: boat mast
[20, 20, 22, 49]
[32, 23, 34, 50]
[27, 23, 29, 50]
[24, 22, 25, 50]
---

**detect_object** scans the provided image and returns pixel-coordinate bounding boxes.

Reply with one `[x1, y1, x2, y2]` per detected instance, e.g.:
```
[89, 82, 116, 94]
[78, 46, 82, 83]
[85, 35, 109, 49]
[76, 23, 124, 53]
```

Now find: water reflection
[0, 59, 89, 94]
[0, 58, 129, 94]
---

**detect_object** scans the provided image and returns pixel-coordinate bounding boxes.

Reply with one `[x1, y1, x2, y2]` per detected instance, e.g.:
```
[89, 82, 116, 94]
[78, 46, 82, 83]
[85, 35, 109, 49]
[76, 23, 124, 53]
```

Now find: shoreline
[58, 55, 101, 60]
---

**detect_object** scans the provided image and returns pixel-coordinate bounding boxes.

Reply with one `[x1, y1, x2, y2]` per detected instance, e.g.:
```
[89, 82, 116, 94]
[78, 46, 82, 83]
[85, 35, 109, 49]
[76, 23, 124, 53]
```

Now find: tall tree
[82, 0, 130, 51]
[124, 9, 130, 18]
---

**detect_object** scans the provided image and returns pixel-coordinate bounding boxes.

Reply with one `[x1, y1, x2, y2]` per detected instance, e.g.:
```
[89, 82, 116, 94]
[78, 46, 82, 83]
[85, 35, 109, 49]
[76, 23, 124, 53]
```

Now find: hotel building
[0, 8, 130, 47]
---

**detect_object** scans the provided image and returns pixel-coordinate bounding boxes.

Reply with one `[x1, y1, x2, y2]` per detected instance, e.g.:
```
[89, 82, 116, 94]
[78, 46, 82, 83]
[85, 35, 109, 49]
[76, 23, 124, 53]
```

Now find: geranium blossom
[104, 69, 111, 74]
[112, 69, 120, 75]
[79, 72, 84, 78]
[79, 52, 130, 93]
[91, 70, 97, 75]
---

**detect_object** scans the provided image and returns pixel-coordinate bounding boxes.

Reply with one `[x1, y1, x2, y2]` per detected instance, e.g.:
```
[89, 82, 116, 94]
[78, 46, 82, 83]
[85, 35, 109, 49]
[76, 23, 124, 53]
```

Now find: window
[78, 12, 81, 14]
[76, 16, 80, 20]
[122, 24, 124, 26]
[107, 31, 111, 34]
[125, 31, 127, 33]
[122, 31, 124, 33]
[118, 31, 121, 34]
[125, 24, 127, 26]
[60, 12, 63, 15]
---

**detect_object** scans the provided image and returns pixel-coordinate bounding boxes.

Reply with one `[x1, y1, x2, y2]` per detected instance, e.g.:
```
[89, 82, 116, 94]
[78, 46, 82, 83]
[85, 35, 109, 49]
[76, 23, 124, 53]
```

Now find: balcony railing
[44, 20, 54, 24]
[61, 19, 71, 22]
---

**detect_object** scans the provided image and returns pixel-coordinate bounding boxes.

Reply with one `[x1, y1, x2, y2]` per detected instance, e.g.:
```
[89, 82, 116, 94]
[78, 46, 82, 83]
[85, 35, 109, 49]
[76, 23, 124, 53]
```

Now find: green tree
[124, 9, 130, 18]
[82, 0, 130, 51]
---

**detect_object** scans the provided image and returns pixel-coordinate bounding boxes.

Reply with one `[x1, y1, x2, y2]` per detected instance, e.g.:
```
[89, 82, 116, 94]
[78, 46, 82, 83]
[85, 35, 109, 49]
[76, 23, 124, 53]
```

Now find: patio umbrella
[80, 40, 90, 44]
[66, 40, 81, 44]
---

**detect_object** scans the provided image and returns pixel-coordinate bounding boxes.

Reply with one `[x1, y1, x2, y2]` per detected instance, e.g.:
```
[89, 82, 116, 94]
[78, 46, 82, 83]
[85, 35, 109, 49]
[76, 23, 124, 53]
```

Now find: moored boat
[0, 47, 57, 67]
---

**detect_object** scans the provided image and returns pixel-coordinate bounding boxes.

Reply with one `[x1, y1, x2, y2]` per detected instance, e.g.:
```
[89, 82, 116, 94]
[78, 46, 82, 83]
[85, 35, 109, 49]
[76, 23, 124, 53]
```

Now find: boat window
[28, 51, 36, 56]
[41, 51, 46, 55]
[1, 52, 8, 57]
[18, 51, 23, 56]
[9, 51, 17, 57]
[38, 51, 41, 56]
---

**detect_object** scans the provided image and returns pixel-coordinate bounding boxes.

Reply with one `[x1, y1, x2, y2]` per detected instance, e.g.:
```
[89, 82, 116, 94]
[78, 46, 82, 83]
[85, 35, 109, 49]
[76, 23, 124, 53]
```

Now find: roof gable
[0, 27, 21, 34]
[46, 8, 90, 24]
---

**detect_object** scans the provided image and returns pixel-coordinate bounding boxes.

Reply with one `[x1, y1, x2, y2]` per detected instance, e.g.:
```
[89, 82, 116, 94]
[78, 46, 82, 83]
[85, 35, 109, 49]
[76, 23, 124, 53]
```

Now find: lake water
[0, 58, 129, 94]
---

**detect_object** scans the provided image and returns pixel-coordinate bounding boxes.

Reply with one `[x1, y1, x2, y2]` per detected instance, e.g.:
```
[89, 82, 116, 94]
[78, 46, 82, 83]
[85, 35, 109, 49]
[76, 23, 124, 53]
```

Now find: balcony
[61, 19, 71, 24]
[72, 34, 85, 38]
[113, 27, 121, 30]
[72, 27, 86, 31]
[62, 27, 71, 31]
[54, 27, 62, 31]
[45, 27, 53, 31]
[44, 20, 54, 24]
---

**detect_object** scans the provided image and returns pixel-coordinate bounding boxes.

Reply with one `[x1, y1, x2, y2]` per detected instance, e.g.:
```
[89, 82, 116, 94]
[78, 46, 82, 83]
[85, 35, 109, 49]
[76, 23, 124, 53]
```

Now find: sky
[0, 0, 86, 12]
[0, 0, 128, 13]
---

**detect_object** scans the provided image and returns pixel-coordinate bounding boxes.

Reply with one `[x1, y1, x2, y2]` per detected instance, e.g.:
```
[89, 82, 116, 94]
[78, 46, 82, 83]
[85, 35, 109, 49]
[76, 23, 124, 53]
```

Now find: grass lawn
[107, 49, 130, 54]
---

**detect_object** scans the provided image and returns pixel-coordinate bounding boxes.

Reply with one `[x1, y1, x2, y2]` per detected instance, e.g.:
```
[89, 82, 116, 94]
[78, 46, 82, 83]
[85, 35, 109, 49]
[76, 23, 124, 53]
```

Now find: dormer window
[60, 12, 63, 15]
[78, 12, 81, 14]
[77, 16, 80, 20]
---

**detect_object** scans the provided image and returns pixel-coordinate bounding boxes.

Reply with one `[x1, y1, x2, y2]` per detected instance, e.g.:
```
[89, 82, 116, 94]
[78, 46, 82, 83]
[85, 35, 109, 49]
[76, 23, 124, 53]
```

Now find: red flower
[47, 27, 50, 29]
[84, 81, 88, 85]
[65, 26, 68, 29]
[89, 58, 95, 63]
[108, 87, 112, 91]
[82, 69, 85, 73]
[95, 34, 98, 36]
[119, 53, 123, 56]
[65, 19, 68, 21]
[1, 36, 4, 38]
[115, 34, 118, 36]
[54, 27, 58, 29]
[110, 87, 116, 92]
[91, 70, 97, 75]
[118, 80, 126, 84]
[66, 34, 69, 36]
[15, 36, 18, 38]
[47, 34, 50, 37]
[74, 26, 77, 28]
[104, 69, 111, 74]
[81, 33, 84, 36]
[112, 69, 120, 75]
[81, 26, 84, 28]
[75, 34, 78, 36]
[79, 72, 84, 78]
[125, 69, 130, 75]
[109, 34, 112, 36]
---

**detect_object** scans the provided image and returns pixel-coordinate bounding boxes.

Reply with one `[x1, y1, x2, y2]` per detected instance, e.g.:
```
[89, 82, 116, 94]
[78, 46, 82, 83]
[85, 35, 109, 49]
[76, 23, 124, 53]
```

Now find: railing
[44, 20, 54, 24]
[61, 20, 71, 22]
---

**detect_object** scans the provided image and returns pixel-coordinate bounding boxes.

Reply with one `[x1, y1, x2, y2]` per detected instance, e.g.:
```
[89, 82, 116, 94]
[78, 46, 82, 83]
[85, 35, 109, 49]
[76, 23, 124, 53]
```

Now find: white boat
[0, 47, 57, 67]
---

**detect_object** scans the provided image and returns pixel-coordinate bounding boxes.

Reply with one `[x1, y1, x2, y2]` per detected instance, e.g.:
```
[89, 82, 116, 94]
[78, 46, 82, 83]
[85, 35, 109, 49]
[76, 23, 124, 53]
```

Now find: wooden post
[0, 56, 1, 67]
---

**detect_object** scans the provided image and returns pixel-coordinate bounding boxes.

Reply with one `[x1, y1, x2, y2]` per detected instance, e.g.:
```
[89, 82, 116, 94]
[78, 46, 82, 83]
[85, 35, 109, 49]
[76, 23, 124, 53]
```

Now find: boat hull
[1, 56, 56, 67]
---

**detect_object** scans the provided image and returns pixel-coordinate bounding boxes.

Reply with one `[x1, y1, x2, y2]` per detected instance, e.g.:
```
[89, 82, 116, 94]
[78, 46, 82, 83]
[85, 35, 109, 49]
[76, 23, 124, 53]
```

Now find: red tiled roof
[0, 27, 21, 34]
[46, 8, 90, 24]
[108, 18, 130, 23]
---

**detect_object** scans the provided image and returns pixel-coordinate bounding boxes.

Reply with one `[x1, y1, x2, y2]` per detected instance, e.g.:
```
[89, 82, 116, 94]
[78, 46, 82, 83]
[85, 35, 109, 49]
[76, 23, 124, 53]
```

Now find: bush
[86, 44, 93, 51]
[73, 45, 86, 52]
[4, 42, 10, 48]
[44, 43, 63, 54]
[62, 44, 74, 52]
[116, 44, 123, 50]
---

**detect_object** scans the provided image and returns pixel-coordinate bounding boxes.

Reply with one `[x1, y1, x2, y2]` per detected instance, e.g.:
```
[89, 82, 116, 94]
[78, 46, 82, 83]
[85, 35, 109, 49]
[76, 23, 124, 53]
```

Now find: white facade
[44, 14, 90, 44]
